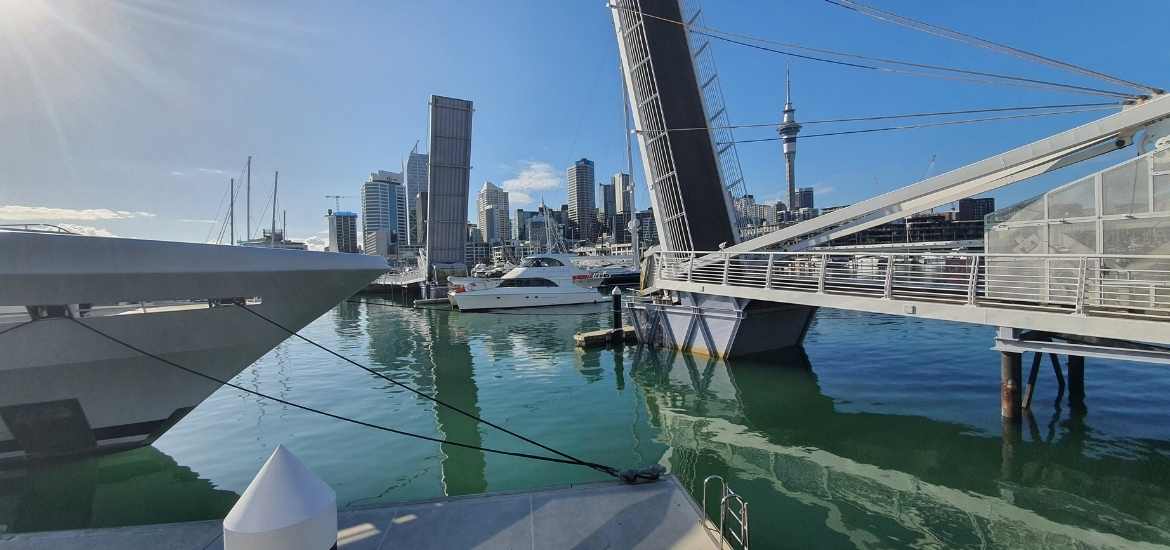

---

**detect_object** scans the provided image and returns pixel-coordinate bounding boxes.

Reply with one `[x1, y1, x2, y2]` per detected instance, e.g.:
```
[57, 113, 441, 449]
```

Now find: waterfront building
[465, 241, 491, 266]
[404, 147, 428, 245]
[467, 223, 483, 243]
[957, 197, 996, 221]
[515, 209, 538, 241]
[635, 209, 658, 247]
[613, 173, 633, 214]
[476, 181, 511, 244]
[361, 170, 405, 256]
[325, 209, 359, 253]
[598, 181, 616, 236]
[567, 158, 596, 241]
[794, 187, 815, 210]
[414, 191, 428, 246]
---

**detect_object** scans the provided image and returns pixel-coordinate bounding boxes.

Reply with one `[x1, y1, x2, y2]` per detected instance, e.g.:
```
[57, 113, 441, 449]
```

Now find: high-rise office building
[515, 209, 538, 241]
[598, 182, 616, 235]
[414, 191, 429, 246]
[326, 209, 359, 253]
[794, 187, 814, 210]
[566, 158, 596, 241]
[361, 170, 405, 256]
[404, 147, 428, 245]
[613, 173, 633, 214]
[476, 181, 511, 244]
[957, 197, 995, 221]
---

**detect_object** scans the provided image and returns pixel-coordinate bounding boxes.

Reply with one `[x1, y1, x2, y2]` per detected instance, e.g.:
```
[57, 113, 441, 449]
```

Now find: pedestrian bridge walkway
[650, 250, 1170, 346]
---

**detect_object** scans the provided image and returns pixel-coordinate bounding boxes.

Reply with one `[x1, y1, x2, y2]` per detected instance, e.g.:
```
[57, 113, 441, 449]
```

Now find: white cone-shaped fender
[223, 445, 337, 550]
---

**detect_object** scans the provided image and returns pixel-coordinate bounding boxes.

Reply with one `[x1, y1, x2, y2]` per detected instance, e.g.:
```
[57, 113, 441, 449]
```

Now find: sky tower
[778, 69, 801, 212]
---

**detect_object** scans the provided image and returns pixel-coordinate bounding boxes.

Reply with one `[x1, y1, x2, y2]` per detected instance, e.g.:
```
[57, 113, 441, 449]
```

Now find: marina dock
[0, 477, 720, 550]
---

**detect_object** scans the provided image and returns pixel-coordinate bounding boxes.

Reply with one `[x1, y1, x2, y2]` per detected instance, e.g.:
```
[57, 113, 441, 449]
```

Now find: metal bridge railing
[656, 251, 1170, 320]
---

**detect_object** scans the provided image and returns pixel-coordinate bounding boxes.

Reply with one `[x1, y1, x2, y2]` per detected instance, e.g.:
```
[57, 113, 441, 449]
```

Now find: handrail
[702, 475, 750, 549]
[653, 250, 1170, 321]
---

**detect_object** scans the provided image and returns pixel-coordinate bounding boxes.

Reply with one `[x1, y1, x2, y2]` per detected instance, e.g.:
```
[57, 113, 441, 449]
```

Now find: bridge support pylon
[626, 292, 817, 358]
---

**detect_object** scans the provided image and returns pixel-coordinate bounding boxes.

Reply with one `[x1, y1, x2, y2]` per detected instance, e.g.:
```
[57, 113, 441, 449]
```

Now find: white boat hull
[0, 232, 387, 464]
[450, 288, 605, 311]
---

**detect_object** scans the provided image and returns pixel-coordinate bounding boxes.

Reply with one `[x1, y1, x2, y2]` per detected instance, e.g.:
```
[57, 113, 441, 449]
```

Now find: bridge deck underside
[654, 252, 1170, 346]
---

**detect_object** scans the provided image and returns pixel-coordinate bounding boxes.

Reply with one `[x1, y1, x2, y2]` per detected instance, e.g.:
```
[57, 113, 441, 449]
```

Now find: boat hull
[450, 288, 605, 311]
[0, 232, 388, 465]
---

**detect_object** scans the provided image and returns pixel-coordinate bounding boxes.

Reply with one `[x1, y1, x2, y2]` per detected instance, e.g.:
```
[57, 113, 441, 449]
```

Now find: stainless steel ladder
[702, 475, 749, 549]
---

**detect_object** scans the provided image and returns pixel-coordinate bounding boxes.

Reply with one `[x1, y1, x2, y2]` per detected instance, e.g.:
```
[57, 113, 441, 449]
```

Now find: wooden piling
[1001, 352, 1022, 421]
[1022, 352, 1042, 410]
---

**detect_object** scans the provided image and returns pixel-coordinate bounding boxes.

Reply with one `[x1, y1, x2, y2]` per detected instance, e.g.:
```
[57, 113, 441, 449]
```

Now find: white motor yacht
[449, 254, 606, 311]
[0, 228, 387, 464]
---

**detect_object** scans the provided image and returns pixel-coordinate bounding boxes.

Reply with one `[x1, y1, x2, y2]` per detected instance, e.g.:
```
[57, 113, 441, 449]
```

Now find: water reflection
[632, 348, 1170, 549]
[427, 311, 487, 496]
[0, 446, 237, 533]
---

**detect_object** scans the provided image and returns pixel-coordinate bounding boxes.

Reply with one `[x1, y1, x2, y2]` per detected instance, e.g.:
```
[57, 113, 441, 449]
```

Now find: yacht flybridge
[0, 229, 387, 464]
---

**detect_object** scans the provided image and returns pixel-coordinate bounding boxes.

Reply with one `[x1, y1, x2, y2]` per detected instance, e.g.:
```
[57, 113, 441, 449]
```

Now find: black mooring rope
[238, 304, 621, 478]
[66, 317, 621, 476]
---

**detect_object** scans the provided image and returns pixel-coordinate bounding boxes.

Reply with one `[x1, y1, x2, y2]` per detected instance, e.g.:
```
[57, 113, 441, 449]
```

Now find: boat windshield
[520, 257, 564, 268]
[498, 277, 558, 288]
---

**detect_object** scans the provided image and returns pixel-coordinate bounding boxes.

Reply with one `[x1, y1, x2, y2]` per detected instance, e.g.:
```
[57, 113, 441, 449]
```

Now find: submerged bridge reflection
[631, 348, 1170, 549]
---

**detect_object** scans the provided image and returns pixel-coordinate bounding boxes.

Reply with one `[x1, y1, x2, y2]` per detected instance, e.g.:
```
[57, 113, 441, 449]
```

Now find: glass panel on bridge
[1102, 157, 1150, 216]
[1047, 177, 1096, 219]
[1049, 222, 1096, 255]
[1155, 174, 1170, 212]
[1103, 218, 1170, 256]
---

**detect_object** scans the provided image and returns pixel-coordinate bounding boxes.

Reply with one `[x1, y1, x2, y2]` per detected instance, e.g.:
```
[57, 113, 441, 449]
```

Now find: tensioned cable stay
[58, 317, 623, 477]
[640, 101, 1121, 133]
[824, 0, 1164, 96]
[608, 4, 1140, 100]
[717, 107, 1118, 144]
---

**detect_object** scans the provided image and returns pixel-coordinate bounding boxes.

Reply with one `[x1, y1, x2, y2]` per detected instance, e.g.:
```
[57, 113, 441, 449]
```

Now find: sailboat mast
[271, 171, 278, 247]
[246, 155, 252, 240]
[229, 177, 235, 245]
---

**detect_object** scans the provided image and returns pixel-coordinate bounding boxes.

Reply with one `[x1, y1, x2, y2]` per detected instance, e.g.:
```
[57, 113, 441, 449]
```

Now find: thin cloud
[0, 205, 156, 221]
[197, 168, 229, 175]
[171, 171, 186, 176]
[179, 218, 218, 224]
[509, 191, 535, 207]
[502, 162, 560, 193]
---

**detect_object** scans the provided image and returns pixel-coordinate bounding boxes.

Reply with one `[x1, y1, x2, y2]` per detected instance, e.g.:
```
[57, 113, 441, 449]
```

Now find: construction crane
[324, 195, 353, 211]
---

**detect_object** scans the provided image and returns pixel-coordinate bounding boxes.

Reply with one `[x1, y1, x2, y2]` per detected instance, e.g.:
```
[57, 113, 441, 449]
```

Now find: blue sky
[1, 0, 1167, 247]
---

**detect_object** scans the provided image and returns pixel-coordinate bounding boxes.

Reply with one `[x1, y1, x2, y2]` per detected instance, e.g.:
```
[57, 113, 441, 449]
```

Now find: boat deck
[0, 476, 721, 549]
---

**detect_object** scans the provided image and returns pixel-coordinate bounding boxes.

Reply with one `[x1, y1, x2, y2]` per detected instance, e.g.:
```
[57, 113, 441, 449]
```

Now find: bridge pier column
[1068, 355, 1086, 410]
[626, 292, 816, 358]
[1000, 352, 1022, 422]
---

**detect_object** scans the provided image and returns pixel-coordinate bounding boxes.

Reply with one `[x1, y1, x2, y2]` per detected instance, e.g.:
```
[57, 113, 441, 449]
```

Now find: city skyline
[2, 2, 1165, 247]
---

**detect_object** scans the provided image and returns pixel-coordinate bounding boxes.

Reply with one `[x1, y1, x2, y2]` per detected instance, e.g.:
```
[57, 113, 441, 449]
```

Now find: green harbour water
[4, 299, 1170, 548]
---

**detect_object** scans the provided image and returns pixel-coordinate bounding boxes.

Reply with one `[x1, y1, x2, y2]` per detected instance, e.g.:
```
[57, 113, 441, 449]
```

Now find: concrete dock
[0, 476, 721, 549]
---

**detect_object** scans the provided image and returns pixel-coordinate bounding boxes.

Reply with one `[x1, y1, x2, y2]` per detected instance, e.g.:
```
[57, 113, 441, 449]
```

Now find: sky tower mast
[778, 68, 801, 212]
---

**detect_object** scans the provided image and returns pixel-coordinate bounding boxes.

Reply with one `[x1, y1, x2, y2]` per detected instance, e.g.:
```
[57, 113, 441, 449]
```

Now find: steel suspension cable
[66, 316, 621, 477]
[646, 101, 1121, 133]
[824, 0, 1164, 96]
[718, 106, 1118, 144]
[607, 4, 1140, 100]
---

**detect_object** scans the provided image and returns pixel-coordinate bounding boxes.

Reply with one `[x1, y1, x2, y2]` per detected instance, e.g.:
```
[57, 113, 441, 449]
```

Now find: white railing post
[967, 255, 981, 305]
[722, 252, 730, 285]
[883, 254, 895, 299]
[764, 253, 775, 289]
[687, 251, 695, 282]
[817, 253, 827, 293]
[1075, 256, 1088, 314]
